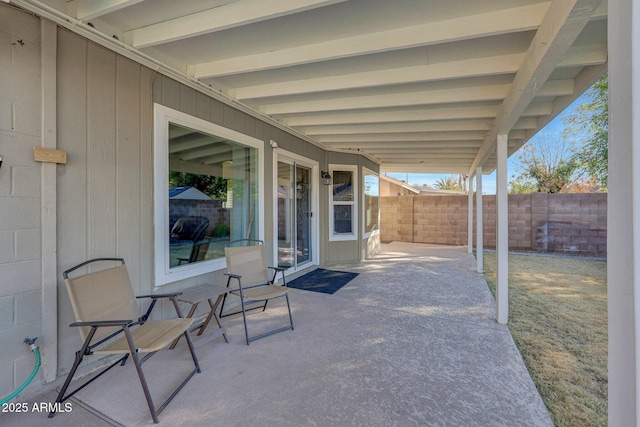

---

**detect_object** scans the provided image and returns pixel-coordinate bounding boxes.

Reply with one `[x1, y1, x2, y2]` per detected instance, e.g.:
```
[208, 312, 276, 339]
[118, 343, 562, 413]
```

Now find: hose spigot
[24, 337, 39, 350]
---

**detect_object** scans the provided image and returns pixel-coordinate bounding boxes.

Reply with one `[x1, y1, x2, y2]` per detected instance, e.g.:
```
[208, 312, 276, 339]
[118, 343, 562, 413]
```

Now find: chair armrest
[225, 273, 244, 292]
[137, 293, 185, 321]
[267, 266, 287, 286]
[70, 319, 133, 328]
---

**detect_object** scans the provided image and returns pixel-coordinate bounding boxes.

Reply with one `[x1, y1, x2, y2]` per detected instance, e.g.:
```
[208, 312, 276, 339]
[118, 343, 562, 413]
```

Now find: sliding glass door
[277, 156, 315, 270]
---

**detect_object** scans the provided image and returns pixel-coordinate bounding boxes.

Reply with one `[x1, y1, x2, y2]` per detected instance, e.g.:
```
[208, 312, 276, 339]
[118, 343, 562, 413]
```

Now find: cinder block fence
[380, 193, 607, 256]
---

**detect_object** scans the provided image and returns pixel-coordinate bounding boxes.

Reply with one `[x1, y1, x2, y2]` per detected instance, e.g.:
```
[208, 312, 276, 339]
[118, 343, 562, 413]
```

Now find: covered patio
[8, 243, 551, 426]
[3, 0, 640, 424]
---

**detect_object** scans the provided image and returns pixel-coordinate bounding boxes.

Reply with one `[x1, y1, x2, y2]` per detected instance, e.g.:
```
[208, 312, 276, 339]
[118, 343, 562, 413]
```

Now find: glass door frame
[272, 149, 319, 273]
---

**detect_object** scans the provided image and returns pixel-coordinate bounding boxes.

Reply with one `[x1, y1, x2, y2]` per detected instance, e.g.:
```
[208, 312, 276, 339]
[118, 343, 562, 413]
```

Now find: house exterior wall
[381, 193, 607, 256]
[323, 152, 381, 264]
[54, 29, 379, 373]
[55, 28, 157, 375]
[152, 76, 380, 267]
[361, 157, 381, 260]
[0, 6, 44, 399]
[380, 178, 414, 196]
[0, 9, 380, 398]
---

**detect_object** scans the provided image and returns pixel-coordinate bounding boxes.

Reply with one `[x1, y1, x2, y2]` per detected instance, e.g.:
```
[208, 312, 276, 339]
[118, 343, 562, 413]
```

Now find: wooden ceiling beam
[469, 0, 604, 175]
[126, 0, 347, 48]
[189, 2, 550, 78]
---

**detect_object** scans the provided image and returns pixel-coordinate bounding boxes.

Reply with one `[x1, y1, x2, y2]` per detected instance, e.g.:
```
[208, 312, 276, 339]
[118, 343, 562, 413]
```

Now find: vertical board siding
[180, 85, 197, 116]
[161, 77, 181, 110]
[116, 56, 142, 290]
[87, 43, 117, 259]
[139, 67, 155, 297]
[56, 30, 152, 370]
[195, 91, 211, 122]
[223, 104, 236, 129]
[211, 98, 224, 124]
[56, 29, 89, 370]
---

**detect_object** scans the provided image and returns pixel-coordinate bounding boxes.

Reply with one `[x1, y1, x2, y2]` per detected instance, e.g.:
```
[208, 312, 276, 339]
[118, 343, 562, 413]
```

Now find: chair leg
[48, 349, 84, 419]
[170, 295, 200, 372]
[240, 298, 251, 345]
[242, 295, 294, 345]
[285, 294, 294, 330]
[170, 302, 199, 349]
[183, 328, 201, 374]
[123, 327, 159, 423]
[48, 327, 100, 419]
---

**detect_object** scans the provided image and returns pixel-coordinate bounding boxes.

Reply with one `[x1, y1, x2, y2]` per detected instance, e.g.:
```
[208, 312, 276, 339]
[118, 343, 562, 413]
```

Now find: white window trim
[329, 164, 358, 242]
[153, 104, 264, 286]
[362, 167, 380, 240]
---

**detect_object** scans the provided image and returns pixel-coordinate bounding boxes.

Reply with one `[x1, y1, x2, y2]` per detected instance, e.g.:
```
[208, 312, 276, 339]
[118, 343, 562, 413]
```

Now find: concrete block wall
[0, 6, 44, 398]
[545, 193, 607, 254]
[381, 193, 607, 256]
[379, 196, 407, 242]
[413, 195, 467, 245]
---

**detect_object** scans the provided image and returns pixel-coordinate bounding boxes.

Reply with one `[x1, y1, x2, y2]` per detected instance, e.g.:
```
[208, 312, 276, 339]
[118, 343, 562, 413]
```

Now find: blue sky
[385, 95, 586, 194]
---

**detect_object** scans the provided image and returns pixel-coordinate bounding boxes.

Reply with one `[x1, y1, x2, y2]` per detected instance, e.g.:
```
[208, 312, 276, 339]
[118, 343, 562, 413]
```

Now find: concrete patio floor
[2, 242, 552, 426]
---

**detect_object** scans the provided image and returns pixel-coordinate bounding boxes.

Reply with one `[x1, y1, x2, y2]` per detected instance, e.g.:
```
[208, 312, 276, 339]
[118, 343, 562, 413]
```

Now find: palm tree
[434, 175, 463, 191]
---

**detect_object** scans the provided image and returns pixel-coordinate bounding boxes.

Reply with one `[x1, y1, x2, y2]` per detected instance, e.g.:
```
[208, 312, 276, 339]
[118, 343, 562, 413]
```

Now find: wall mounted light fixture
[0, 155, 3, 169]
[321, 170, 332, 185]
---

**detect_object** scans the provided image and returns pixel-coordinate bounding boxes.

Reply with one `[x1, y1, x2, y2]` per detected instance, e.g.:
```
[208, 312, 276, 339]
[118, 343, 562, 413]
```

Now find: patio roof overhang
[12, 0, 607, 175]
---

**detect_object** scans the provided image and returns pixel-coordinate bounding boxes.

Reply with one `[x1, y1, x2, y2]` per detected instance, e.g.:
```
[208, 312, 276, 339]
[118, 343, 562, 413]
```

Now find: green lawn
[483, 252, 607, 427]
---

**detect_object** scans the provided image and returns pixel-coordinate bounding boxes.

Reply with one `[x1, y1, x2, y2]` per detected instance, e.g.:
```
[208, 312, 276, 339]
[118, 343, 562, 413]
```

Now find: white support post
[608, 0, 639, 425]
[468, 174, 474, 254]
[496, 134, 509, 325]
[476, 169, 483, 273]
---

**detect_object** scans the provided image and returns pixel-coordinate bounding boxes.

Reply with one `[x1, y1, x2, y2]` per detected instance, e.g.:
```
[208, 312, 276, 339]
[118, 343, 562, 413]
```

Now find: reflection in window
[168, 123, 258, 268]
[332, 171, 353, 202]
[334, 205, 353, 233]
[364, 171, 379, 235]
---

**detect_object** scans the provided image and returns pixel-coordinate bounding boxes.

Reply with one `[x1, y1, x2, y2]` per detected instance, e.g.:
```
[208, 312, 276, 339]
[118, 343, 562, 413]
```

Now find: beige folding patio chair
[49, 258, 200, 424]
[220, 239, 294, 345]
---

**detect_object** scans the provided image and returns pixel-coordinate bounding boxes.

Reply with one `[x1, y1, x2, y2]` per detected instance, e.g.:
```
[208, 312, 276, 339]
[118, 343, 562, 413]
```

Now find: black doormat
[287, 268, 359, 294]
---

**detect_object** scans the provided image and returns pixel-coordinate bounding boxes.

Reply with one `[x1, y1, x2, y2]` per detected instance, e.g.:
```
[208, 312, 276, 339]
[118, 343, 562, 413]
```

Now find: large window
[363, 169, 379, 238]
[154, 105, 263, 285]
[329, 165, 357, 241]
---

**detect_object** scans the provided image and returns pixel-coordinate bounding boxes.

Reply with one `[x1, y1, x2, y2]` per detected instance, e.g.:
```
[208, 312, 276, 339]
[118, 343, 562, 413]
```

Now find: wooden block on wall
[34, 147, 67, 164]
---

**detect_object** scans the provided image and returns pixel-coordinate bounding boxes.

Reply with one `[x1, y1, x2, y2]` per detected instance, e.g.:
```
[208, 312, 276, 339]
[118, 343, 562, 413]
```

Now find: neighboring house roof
[419, 188, 467, 196]
[169, 186, 211, 200]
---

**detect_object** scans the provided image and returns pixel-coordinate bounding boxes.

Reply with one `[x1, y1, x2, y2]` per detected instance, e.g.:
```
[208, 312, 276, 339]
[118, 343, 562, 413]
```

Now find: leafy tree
[169, 171, 228, 199]
[564, 74, 608, 187]
[509, 134, 578, 193]
[508, 177, 538, 194]
[412, 183, 432, 191]
[566, 177, 605, 193]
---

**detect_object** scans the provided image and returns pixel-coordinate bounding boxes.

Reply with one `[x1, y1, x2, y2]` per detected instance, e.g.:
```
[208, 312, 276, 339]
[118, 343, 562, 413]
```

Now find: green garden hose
[0, 338, 40, 405]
